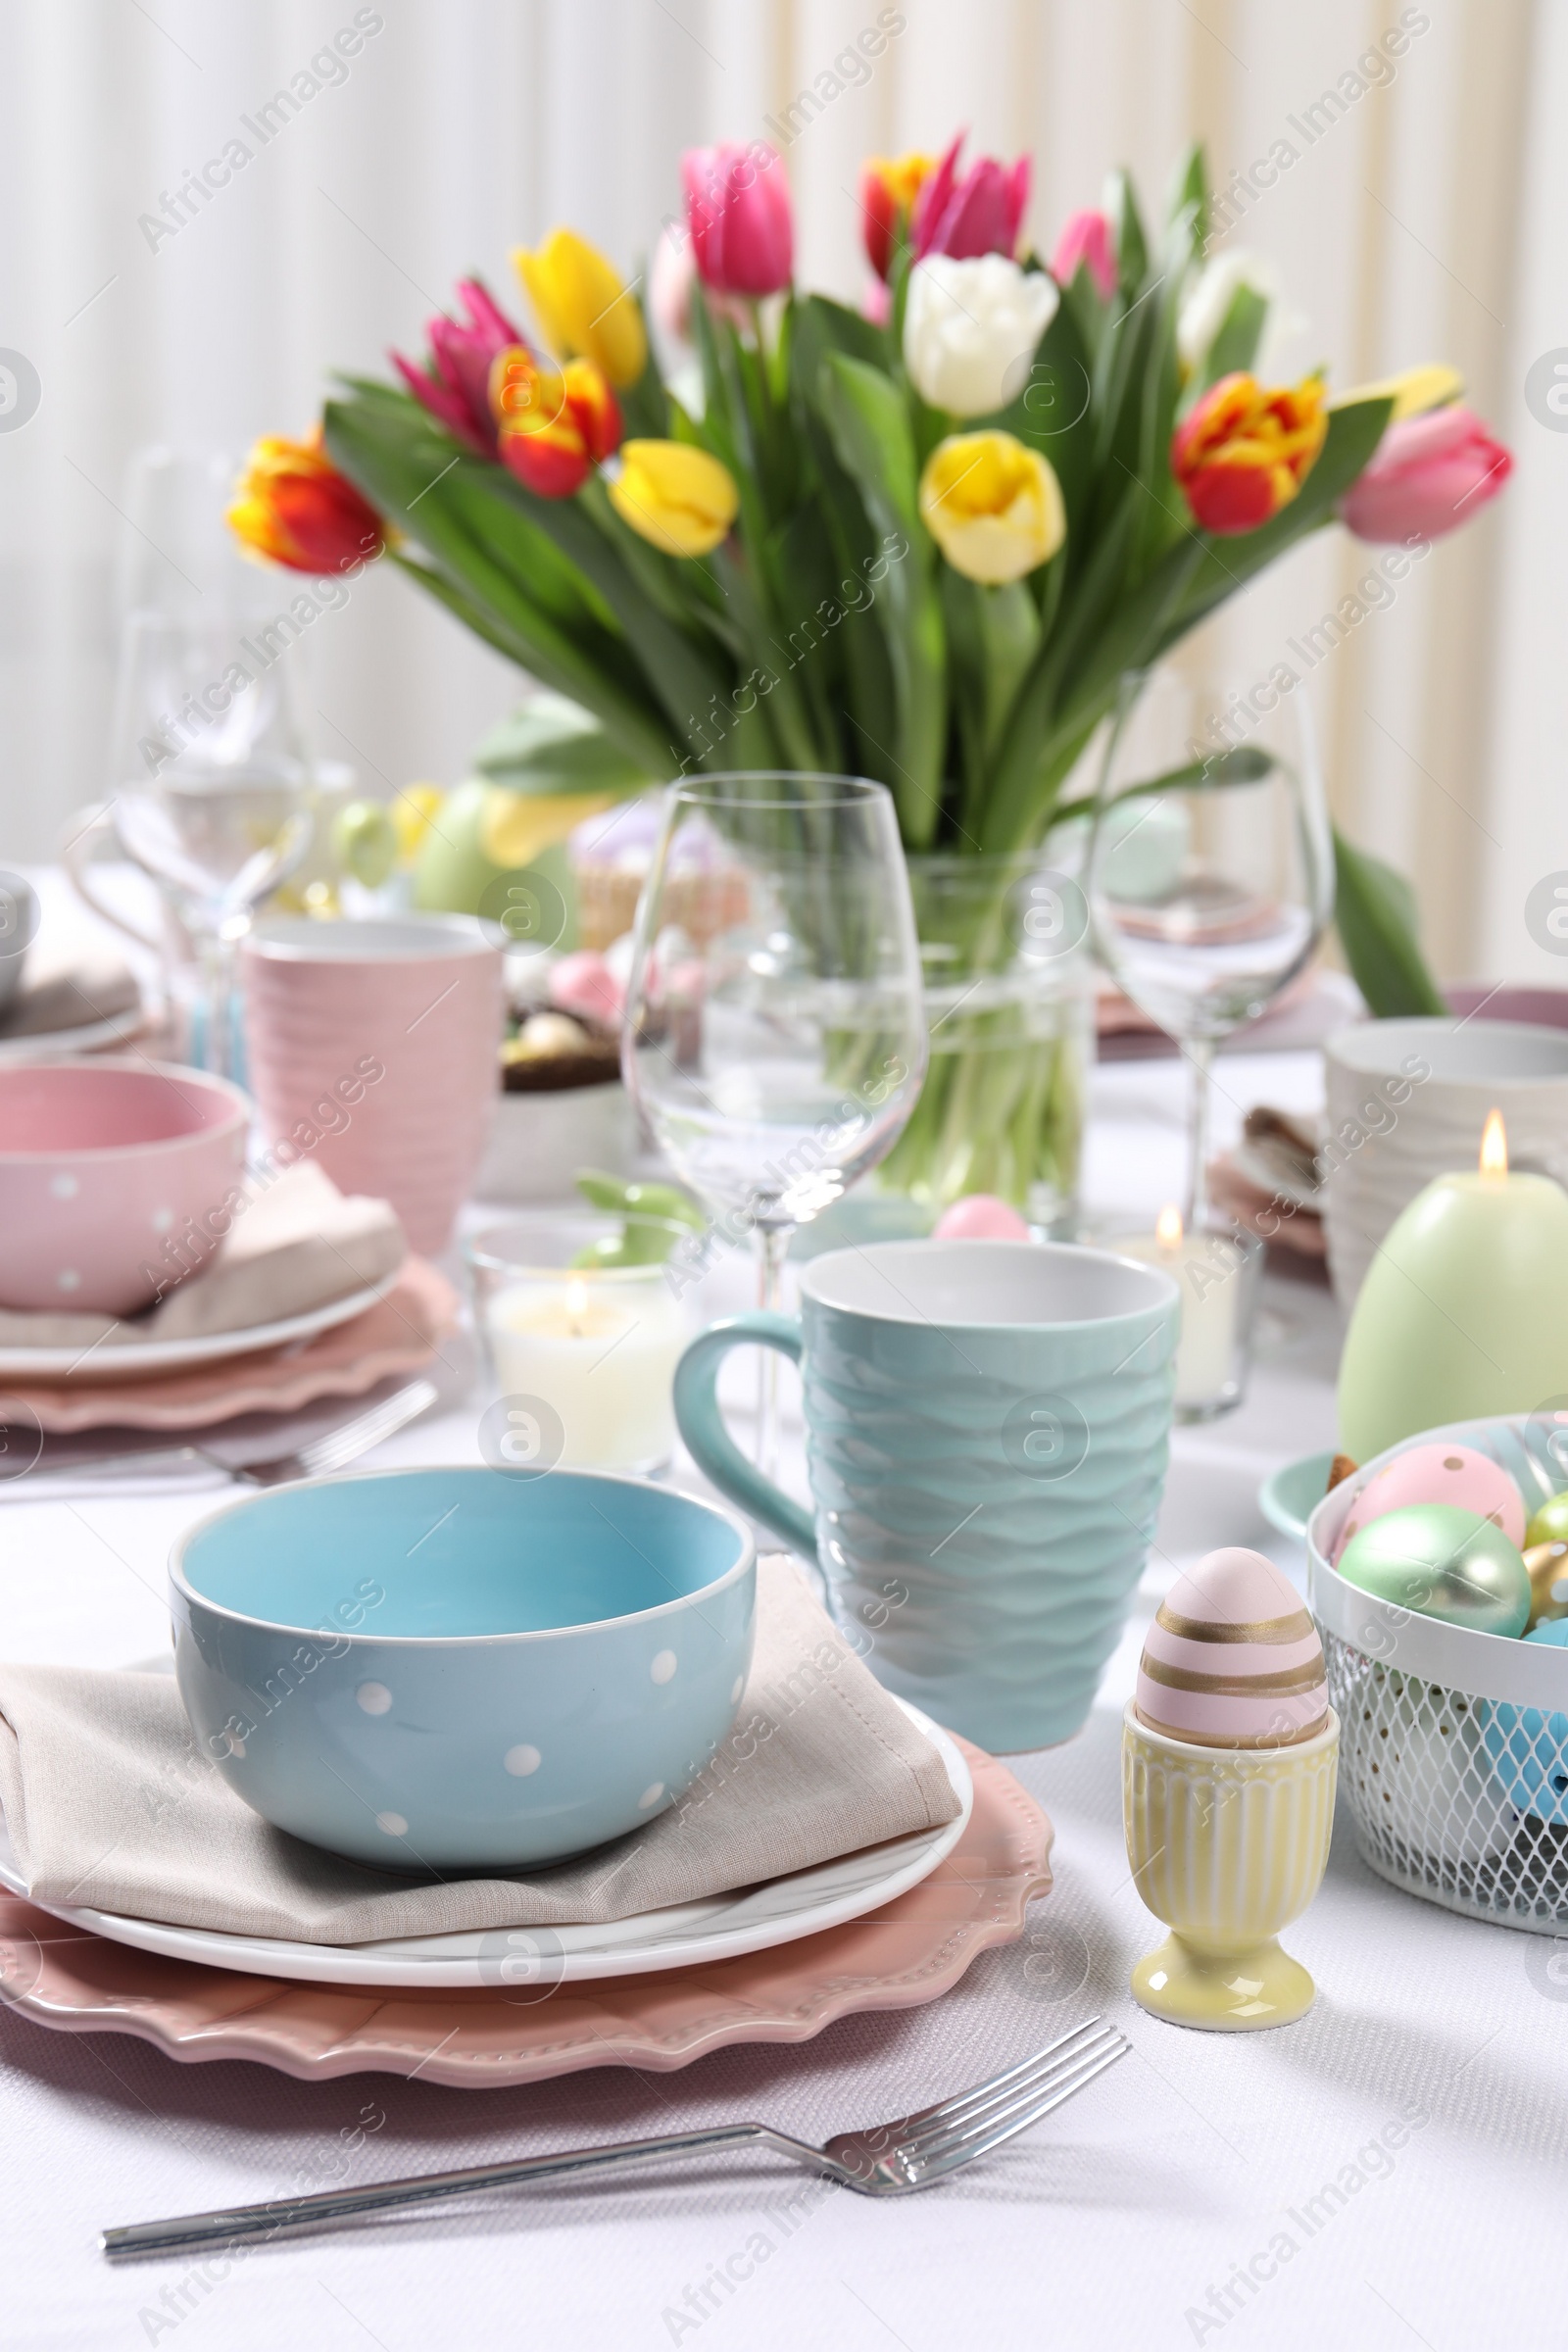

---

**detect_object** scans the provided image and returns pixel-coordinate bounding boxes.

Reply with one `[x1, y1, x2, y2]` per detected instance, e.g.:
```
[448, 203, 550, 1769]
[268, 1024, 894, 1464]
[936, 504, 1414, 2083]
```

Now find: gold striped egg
[1136, 1545, 1329, 1750]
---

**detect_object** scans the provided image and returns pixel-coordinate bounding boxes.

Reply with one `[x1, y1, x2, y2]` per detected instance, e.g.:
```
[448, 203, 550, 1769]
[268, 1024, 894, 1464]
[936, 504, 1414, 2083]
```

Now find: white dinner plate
[0, 1277, 395, 1379]
[0, 1703, 972, 1987]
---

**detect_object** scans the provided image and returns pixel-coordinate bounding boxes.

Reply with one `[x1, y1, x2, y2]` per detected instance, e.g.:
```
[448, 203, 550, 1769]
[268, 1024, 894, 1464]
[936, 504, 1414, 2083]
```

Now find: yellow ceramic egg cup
[1122, 1702, 1340, 2030]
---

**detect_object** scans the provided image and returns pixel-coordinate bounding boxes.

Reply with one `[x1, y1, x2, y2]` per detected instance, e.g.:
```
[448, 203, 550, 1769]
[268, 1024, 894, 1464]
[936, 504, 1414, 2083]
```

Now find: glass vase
[874, 850, 1093, 1235]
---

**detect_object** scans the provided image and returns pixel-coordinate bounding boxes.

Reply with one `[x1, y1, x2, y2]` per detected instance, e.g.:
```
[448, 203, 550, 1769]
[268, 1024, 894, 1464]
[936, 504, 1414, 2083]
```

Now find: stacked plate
[0, 1714, 1054, 2085]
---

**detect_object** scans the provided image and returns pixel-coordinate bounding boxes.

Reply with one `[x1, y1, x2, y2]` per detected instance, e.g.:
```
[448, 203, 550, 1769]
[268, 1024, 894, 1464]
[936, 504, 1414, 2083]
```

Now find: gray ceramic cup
[1324, 1017, 1568, 1306]
[674, 1239, 1179, 1752]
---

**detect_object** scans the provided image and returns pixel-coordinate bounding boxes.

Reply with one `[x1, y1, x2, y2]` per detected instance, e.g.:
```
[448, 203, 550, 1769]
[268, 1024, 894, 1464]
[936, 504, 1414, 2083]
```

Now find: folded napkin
[0, 1558, 960, 1944]
[0, 1161, 407, 1348]
[0, 943, 140, 1041]
[1208, 1105, 1327, 1261]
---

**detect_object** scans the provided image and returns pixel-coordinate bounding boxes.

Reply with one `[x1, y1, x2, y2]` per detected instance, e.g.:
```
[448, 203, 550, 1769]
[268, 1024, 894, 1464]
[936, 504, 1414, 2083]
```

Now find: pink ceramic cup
[240, 916, 505, 1255]
[0, 1059, 250, 1316]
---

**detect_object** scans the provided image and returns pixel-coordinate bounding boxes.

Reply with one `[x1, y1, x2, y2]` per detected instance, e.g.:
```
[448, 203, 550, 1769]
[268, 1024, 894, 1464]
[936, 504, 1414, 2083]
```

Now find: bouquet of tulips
[232, 131, 1509, 1027]
[232, 133, 1511, 1215]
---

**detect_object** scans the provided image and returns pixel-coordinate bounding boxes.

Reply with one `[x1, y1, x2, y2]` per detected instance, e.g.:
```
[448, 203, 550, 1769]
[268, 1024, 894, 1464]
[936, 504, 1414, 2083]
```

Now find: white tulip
[903, 254, 1060, 420]
[1177, 250, 1303, 378]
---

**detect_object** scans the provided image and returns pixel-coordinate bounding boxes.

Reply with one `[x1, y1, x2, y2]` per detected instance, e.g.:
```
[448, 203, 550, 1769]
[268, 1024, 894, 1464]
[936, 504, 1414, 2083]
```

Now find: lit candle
[1339, 1109, 1568, 1460]
[1118, 1205, 1254, 1417]
[485, 1272, 689, 1471]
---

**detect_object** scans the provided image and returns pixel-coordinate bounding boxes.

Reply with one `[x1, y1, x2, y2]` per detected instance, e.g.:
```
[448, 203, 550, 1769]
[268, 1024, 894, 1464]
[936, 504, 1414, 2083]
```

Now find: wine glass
[103, 612, 313, 1073]
[1088, 667, 1333, 1228]
[622, 772, 929, 1470]
[66, 450, 315, 1075]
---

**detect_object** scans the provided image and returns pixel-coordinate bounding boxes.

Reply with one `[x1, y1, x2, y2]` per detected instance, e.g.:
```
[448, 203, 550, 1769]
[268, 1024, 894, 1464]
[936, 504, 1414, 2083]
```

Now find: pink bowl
[0, 1059, 250, 1316]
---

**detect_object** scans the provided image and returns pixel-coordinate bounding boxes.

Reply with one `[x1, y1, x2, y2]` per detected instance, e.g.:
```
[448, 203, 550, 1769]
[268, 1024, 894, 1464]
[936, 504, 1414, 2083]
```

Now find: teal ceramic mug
[674, 1239, 1179, 1751]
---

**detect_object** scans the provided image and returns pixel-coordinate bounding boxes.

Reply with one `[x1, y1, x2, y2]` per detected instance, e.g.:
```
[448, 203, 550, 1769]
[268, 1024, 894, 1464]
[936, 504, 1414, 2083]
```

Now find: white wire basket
[1308, 1414, 1568, 1935]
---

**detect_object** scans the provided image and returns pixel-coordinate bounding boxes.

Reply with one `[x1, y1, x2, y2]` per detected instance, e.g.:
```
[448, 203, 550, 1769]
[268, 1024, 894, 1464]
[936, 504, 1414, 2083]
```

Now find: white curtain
[0, 0, 1549, 982]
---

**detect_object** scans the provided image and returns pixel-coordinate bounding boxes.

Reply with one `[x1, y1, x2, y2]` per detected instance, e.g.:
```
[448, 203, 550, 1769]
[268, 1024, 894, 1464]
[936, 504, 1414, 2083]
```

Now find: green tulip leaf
[1103, 168, 1149, 298]
[1332, 826, 1446, 1017]
[816, 351, 948, 847]
[1108, 745, 1275, 801]
[1200, 283, 1269, 393]
[471, 692, 656, 800]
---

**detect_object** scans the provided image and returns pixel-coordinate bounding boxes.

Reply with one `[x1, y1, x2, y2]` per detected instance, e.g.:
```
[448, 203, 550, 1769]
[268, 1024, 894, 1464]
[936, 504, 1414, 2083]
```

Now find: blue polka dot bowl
[171, 1466, 756, 1871]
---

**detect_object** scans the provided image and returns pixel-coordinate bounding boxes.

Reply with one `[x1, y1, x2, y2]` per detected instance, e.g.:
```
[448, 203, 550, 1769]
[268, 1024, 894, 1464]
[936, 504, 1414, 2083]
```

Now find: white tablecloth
[2, 1042, 1560, 2352]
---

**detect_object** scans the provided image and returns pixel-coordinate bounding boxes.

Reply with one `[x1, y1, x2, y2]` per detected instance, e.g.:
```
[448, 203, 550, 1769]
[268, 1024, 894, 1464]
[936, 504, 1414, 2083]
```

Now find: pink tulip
[932, 1194, 1032, 1242]
[1341, 404, 1512, 543]
[392, 277, 526, 456]
[910, 132, 1031, 263]
[1051, 208, 1117, 300]
[681, 142, 794, 300]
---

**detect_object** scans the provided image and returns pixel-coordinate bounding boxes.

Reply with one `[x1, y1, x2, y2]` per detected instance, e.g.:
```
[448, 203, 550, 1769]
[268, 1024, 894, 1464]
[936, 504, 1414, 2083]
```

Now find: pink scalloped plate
[4, 1259, 459, 1432]
[0, 1741, 1050, 2085]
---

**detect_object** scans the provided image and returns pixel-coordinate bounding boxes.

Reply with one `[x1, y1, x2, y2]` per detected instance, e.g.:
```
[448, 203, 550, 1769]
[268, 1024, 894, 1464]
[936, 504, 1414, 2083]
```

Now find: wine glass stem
[756, 1223, 790, 1479]
[1185, 1038, 1216, 1232]
[200, 935, 236, 1080]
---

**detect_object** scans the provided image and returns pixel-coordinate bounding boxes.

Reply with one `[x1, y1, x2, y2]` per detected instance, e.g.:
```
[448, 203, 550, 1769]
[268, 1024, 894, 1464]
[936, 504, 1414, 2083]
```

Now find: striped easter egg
[1136, 1546, 1329, 1750]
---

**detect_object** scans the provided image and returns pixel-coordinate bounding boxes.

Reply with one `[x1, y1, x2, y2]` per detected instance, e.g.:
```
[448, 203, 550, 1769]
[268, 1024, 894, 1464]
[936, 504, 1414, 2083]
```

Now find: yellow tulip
[918, 430, 1064, 585]
[609, 440, 739, 558]
[514, 228, 647, 389]
[1337, 363, 1463, 421]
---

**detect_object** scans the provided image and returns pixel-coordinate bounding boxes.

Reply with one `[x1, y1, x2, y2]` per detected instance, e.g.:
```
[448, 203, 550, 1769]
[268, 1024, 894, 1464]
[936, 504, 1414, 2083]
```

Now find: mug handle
[673, 1312, 817, 1558]
[61, 801, 163, 954]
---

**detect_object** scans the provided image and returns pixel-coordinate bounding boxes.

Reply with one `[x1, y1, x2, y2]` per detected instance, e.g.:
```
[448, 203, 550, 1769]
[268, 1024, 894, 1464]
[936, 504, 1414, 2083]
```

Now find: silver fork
[10, 1378, 439, 1497]
[232, 1378, 440, 1486]
[102, 2019, 1128, 2257]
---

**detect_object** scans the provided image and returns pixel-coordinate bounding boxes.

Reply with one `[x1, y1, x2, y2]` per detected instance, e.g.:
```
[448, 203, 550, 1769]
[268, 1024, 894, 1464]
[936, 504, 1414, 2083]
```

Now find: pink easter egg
[549, 951, 622, 1029]
[1330, 1442, 1525, 1565]
[932, 1194, 1031, 1242]
[1136, 1546, 1328, 1750]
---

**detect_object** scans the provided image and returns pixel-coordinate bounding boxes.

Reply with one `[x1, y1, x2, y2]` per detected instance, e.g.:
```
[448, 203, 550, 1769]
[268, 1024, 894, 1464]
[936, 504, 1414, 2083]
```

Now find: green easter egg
[1526, 1493, 1568, 1551]
[332, 800, 398, 889]
[1337, 1502, 1531, 1636]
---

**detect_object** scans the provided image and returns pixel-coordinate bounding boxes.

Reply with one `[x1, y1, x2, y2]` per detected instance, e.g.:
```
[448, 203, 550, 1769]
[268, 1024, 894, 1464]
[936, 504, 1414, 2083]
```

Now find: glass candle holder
[1109, 1211, 1264, 1424]
[466, 1214, 694, 1475]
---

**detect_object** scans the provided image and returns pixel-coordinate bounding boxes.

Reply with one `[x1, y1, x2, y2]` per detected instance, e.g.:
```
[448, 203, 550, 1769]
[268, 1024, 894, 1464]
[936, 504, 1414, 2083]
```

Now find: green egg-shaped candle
[1336, 1503, 1531, 1637]
[1525, 1493, 1568, 1552]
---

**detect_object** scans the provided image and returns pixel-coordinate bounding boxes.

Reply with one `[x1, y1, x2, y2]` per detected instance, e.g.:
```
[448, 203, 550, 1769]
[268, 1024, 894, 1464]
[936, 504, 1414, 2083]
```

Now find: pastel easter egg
[1525, 1492, 1568, 1552]
[1335, 1504, 1531, 1637]
[1480, 1619, 1568, 1828]
[1135, 1545, 1328, 1750]
[1332, 1443, 1525, 1565]
[932, 1194, 1031, 1242]
[549, 950, 622, 1028]
[1526, 1540, 1568, 1630]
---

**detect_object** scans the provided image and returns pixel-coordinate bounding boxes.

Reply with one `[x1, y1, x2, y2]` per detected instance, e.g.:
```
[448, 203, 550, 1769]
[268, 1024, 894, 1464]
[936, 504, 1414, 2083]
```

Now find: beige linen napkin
[0, 1558, 960, 1944]
[0, 1161, 406, 1348]
[0, 943, 140, 1040]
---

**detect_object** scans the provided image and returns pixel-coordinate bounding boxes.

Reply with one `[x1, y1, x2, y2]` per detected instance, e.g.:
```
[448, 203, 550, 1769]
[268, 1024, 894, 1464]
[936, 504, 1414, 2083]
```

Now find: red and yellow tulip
[859, 150, 936, 282]
[490, 348, 622, 499]
[226, 427, 388, 573]
[1171, 371, 1328, 536]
